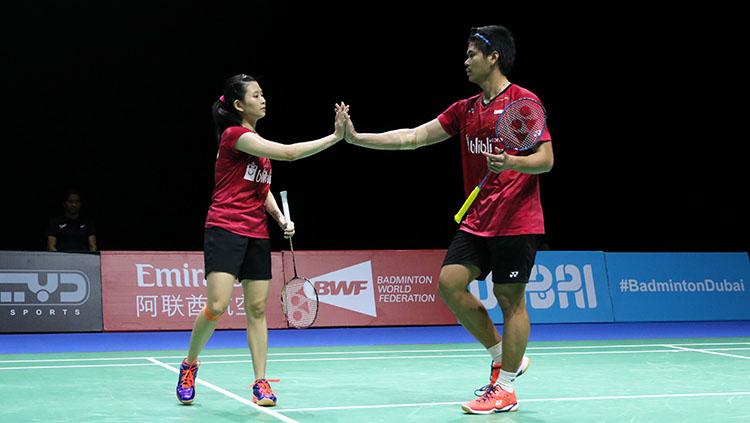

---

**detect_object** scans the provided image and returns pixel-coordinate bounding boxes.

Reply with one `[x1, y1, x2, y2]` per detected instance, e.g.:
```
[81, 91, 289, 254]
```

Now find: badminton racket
[279, 191, 319, 329]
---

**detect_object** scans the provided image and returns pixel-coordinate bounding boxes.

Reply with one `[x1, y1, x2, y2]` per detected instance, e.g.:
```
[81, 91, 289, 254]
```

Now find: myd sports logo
[0, 270, 90, 306]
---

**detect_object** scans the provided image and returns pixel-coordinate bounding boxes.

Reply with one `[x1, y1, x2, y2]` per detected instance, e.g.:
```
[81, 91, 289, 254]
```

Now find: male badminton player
[176, 73, 349, 407]
[344, 26, 553, 414]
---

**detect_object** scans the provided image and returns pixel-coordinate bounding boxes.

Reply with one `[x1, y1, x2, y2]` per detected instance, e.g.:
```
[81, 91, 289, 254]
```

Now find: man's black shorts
[442, 230, 542, 283]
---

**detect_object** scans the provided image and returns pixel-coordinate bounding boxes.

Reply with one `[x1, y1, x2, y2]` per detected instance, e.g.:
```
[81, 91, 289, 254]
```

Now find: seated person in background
[47, 189, 97, 252]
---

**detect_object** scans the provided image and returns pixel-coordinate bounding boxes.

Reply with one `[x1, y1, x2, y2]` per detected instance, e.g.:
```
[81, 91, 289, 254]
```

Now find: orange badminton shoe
[461, 384, 518, 414]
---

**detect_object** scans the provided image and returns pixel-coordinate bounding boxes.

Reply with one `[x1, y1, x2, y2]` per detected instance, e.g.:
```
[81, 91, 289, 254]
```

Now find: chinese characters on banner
[101, 252, 285, 330]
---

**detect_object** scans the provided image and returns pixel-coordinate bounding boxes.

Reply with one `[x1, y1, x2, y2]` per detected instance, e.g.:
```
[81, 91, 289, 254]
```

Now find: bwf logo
[315, 280, 369, 296]
[0, 271, 90, 306]
[311, 261, 376, 317]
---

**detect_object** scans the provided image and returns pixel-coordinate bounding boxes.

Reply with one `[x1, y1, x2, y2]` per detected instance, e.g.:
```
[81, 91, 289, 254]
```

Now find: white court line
[2, 341, 748, 364]
[170, 349, 696, 365]
[5, 348, 750, 370]
[146, 358, 298, 423]
[0, 351, 679, 369]
[0, 362, 158, 370]
[0, 355, 488, 370]
[662, 344, 750, 360]
[279, 391, 750, 413]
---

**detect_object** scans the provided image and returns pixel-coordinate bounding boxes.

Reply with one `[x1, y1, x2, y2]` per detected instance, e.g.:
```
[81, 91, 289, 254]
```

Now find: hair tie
[219, 95, 225, 103]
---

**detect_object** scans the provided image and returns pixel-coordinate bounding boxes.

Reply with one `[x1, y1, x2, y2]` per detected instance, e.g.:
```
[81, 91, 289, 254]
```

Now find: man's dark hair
[468, 25, 516, 75]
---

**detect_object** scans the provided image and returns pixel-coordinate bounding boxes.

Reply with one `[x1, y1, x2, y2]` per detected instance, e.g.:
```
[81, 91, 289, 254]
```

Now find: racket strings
[282, 277, 318, 328]
[495, 99, 546, 151]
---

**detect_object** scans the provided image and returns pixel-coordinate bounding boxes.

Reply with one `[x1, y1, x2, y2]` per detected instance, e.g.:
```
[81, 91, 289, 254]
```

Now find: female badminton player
[176, 73, 349, 407]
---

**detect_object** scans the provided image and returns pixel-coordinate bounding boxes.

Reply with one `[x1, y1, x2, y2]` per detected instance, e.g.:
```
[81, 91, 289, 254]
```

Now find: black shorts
[204, 226, 272, 280]
[442, 230, 542, 284]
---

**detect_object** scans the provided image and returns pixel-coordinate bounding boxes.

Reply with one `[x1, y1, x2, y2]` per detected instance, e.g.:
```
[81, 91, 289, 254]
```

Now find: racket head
[495, 98, 547, 152]
[280, 276, 318, 329]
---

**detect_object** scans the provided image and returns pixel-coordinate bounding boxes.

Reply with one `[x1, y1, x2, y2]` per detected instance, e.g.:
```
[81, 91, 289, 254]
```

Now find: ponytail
[211, 74, 257, 144]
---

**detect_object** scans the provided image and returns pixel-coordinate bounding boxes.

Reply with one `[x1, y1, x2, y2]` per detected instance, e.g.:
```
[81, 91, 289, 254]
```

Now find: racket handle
[454, 187, 480, 224]
[280, 190, 291, 224]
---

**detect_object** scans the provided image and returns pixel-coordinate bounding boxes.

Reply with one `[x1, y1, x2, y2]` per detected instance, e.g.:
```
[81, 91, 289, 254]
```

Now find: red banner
[101, 250, 457, 331]
[282, 250, 456, 327]
[101, 252, 285, 331]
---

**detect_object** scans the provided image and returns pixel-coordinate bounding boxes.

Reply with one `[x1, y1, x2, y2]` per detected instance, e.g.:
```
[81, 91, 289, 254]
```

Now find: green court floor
[1, 338, 749, 422]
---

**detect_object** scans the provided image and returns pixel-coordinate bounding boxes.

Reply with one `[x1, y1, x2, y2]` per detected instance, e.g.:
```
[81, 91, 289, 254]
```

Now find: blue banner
[606, 252, 750, 321]
[468, 251, 614, 324]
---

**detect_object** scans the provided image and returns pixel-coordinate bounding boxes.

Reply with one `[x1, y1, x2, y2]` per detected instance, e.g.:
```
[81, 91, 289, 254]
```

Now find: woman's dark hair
[468, 25, 516, 75]
[211, 73, 257, 144]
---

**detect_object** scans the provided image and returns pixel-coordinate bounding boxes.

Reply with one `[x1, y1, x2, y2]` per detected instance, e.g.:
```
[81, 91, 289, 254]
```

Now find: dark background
[1, 2, 745, 253]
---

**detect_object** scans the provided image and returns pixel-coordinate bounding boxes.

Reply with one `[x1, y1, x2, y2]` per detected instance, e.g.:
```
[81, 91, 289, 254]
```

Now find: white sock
[487, 341, 503, 365]
[496, 369, 515, 392]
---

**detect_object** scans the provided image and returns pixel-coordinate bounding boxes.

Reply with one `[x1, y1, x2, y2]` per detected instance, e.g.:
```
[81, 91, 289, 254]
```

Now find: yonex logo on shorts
[0, 270, 90, 306]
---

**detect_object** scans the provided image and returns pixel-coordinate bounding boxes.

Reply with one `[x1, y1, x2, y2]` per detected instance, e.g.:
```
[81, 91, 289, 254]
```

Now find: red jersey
[205, 126, 272, 238]
[438, 84, 552, 237]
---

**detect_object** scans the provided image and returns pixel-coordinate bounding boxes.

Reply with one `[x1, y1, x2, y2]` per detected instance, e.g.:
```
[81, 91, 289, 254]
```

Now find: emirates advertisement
[101, 252, 286, 331]
[101, 250, 456, 331]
